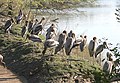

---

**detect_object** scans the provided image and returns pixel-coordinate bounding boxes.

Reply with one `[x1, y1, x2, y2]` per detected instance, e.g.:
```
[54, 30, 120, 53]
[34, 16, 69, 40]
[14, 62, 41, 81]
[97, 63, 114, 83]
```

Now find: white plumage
[0, 54, 6, 68]
[42, 39, 59, 55]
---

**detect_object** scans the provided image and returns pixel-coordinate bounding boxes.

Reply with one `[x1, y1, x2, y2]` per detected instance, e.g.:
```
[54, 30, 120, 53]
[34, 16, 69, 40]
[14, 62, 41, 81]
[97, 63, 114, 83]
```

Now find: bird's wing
[5, 20, 11, 28]
[21, 26, 27, 37]
[103, 61, 109, 72]
[65, 38, 73, 48]
[88, 40, 95, 51]
[95, 45, 104, 58]
[34, 25, 42, 31]
[58, 34, 66, 45]
[30, 35, 42, 42]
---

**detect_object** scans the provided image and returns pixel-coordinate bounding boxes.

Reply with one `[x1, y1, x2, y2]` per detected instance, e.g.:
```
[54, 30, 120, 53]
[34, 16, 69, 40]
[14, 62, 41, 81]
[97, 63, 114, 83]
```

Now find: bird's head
[103, 42, 108, 49]
[25, 21, 28, 26]
[93, 37, 97, 41]
[63, 30, 67, 34]
[41, 17, 45, 21]
[10, 18, 15, 24]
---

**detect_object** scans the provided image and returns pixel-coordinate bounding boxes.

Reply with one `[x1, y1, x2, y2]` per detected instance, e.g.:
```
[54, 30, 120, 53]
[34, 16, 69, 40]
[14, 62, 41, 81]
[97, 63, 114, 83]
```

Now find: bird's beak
[105, 44, 109, 49]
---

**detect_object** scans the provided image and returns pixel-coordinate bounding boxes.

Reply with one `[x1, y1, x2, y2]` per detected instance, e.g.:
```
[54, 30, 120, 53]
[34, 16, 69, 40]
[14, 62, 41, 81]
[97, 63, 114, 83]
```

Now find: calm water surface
[40, 0, 120, 46]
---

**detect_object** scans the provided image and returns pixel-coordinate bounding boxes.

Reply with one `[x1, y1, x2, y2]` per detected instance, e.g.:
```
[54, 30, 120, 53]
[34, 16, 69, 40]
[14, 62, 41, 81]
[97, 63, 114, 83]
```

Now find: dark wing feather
[88, 40, 95, 57]
[5, 20, 11, 29]
[95, 45, 104, 58]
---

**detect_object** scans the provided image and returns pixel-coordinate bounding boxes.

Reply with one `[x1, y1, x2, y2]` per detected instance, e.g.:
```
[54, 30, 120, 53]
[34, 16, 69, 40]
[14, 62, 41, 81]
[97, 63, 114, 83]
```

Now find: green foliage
[0, 0, 30, 16]
[30, 0, 95, 9]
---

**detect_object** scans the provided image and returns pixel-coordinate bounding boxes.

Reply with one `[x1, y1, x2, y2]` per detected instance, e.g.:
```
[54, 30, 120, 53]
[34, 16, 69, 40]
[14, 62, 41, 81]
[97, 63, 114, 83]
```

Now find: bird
[68, 30, 73, 38]
[0, 54, 6, 68]
[30, 19, 39, 34]
[65, 33, 75, 55]
[21, 21, 28, 37]
[28, 20, 34, 33]
[115, 13, 120, 17]
[16, 9, 23, 24]
[32, 17, 45, 35]
[88, 37, 98, 57]
[54, 30, 67, 54]
[46, 23, 57, 35]
[42, 39, 59, 55]
[50, 18, 59, 23]
[95, 41, 108, 58]
[103, 56, 114, 74]
[116, 17, 120, 20]
[26, 34, 42, 43]
[4, 18, 14, 34]
[96, 48, 115, 68]
[46, 29, 56, 40]
[72, 35, 83, 49]
[80, 35, 87, 52]
[116, 9, 120, 12]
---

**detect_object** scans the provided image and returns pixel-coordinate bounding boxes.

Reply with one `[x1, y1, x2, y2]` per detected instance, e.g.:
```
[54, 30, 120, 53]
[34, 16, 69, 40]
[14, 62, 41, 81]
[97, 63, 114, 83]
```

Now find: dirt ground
[0, 66, 27, 83]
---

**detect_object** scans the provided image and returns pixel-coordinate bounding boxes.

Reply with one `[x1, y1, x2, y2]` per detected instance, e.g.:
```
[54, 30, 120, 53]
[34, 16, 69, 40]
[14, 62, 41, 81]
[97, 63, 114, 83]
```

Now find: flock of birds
[0, 9, 120, 74]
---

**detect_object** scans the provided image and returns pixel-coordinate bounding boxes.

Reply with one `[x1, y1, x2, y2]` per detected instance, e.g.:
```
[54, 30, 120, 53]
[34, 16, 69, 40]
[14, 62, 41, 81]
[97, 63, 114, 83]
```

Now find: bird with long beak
[95, 42, 108, 58]
[26, 34, 43, 43]
[4, 18, 15, 34]
[42, 39, 59, 55]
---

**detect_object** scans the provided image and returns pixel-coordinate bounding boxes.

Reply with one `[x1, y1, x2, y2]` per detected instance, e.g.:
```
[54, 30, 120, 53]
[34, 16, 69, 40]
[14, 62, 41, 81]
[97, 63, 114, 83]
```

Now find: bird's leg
[0, 60, 6, 68]
[93, 57, 95, 65]
[2, 62, 6, 68]
[81, 52, 84, 60]
[62, 48, 65, 56]
[76, 46, 79, 59]
[42, 47, 47, 55]
[67, 55, 72, 66]
[93, 53, 96, 65]
[51, 48, 55, 55]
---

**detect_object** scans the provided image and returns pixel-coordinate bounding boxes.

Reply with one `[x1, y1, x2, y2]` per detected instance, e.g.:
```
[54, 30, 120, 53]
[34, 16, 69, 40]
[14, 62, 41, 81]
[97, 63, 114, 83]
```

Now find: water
[41, 0, 120, 47]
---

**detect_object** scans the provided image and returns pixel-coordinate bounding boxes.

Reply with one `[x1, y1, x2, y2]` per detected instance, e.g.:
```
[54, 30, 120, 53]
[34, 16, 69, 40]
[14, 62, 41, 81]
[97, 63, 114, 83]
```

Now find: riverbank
[0, 23, 111, 83]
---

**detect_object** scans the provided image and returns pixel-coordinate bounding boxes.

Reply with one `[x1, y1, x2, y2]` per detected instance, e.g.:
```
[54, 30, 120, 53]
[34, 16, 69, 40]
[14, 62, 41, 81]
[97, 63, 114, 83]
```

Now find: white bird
[72, 35, 83, 49]
[42, 39, 59, 55]
[54, 30, 67, 54]
[103, 57, 114, 74]
[88, 37, 98, 57]
[0, 54, 6, 68]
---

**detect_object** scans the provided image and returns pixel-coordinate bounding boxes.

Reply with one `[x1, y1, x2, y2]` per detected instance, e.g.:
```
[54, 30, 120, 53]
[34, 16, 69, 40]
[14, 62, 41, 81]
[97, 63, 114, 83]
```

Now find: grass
[0, 23, 111, 83]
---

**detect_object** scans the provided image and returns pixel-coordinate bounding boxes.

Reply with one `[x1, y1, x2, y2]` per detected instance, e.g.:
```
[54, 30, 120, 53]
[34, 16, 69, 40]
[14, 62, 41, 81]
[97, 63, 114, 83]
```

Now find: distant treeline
[0, 0, 95, 16]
